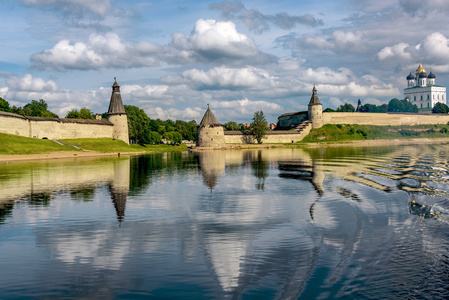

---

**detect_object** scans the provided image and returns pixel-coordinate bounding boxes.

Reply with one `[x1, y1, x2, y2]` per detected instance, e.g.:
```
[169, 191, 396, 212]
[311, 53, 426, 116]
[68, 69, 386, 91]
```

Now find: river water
[1, 144, 449, 299]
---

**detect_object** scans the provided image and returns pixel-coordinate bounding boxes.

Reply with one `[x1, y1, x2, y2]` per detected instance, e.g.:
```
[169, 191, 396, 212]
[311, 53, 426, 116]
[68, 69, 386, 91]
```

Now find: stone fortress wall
[0, 79, 129, 144]
[0, 111, 113, 140]
[200, 84, 449, 146]
[322, 112, 449, 126]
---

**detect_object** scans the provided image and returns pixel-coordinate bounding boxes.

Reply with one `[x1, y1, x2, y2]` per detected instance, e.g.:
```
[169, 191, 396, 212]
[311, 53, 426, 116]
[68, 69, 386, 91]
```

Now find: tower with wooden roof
[308, 85, 323, 128]
[107, 78, 129, 144]
[196, 105, 225, 148]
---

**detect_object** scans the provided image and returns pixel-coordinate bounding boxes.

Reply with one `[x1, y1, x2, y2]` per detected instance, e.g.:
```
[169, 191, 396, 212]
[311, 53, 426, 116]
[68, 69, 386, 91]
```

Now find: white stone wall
[30, 120, 113, 139]
[0, 113, 29, 136]
[0, 113, 114, 140]
[323, 112, 449, 126]
[224, 123, 312, 144]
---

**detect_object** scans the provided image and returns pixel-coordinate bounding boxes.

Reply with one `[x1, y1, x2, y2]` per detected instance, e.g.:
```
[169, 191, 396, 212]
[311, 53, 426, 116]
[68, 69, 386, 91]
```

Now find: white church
[404, 61, 446, 109]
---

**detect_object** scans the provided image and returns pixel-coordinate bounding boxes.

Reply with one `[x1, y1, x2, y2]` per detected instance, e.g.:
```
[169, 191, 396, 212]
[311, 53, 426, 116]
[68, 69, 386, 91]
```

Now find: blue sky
[2, 0, 449, 123]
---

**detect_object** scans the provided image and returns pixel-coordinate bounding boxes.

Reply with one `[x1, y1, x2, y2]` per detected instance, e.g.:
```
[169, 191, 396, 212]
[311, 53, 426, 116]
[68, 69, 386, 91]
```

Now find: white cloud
[31, 33, 162, 71]
[31, 19, 268, 71]
[418, 32, 449, 61]
[6, 74, 58, 92]
[146, 106, 203, 121]
[180, 66, 274, 89]
[377, 42, 412, 61]
[212, 98, 283, 120]
[301, 67, 353, 85]
[171, 19, 261, 62]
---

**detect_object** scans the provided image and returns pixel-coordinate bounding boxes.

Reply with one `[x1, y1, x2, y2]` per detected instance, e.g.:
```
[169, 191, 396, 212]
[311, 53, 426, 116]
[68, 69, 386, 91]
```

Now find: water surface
[1, 144, 449, 299]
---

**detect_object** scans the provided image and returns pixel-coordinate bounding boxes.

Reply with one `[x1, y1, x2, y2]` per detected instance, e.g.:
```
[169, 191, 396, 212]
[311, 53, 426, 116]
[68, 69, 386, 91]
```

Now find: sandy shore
[2, 138, 449, 162]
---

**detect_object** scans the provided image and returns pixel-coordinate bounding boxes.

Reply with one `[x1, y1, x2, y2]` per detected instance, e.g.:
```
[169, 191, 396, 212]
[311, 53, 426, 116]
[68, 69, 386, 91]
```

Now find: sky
[1, 0, 449, 124]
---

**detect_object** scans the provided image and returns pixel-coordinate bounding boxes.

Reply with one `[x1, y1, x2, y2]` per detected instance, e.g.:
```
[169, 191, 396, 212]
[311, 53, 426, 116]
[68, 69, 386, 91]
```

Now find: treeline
[124, 105, 197, 144]
[0, 98, 59, 118]
[325, 98, 419, 113]
[0, 97, 197, 144]
[223, 121, 249, 131]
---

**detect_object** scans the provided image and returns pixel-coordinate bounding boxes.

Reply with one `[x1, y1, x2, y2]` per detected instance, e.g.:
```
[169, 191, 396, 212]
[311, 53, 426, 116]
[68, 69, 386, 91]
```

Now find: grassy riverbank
[61, 138, 187, 153]
[0, 133, 187, 155]
[0, 132, 78, 154]
[299, 124, 449, 143]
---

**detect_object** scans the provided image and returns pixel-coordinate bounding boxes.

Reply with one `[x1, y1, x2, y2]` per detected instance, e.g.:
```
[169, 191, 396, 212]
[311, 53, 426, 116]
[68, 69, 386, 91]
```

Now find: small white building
[404, 62, 446, 109]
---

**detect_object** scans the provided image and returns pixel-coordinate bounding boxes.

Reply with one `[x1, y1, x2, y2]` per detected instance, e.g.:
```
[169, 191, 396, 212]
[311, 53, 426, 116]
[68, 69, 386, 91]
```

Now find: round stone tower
[107, 78, 129, 144]
[197, 105, 226, 148]
[308, 85, 323, 129]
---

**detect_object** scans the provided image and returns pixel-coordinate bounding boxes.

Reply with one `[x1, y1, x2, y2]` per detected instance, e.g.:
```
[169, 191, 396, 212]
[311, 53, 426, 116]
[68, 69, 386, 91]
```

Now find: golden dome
[415, 61, 426, 75]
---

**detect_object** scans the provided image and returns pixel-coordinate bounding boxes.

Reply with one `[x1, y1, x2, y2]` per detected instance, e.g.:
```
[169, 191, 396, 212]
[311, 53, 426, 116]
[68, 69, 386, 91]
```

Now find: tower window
[420, 95, 423, 100]
[414, 96, 416, 101]
[427, 95, 429, 100]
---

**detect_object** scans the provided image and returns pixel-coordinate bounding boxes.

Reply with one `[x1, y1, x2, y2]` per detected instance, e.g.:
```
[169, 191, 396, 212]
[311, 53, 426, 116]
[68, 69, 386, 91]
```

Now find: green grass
[61, 138, 187, 153]
[0, 132, 79, 155]
[299, 124, 449, 143]
[0, 133, 188, 155]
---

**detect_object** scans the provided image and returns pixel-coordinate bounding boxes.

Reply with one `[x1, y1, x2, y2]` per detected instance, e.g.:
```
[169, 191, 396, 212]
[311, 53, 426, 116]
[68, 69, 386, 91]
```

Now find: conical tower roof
[108, 78, 126, 115]
[308, 85, 321, 106]
[199, 106, 222, 127]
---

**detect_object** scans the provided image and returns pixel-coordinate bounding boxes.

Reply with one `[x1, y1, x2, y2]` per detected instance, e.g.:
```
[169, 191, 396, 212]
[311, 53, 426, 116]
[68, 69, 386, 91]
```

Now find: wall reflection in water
[1, 144, 449, 298]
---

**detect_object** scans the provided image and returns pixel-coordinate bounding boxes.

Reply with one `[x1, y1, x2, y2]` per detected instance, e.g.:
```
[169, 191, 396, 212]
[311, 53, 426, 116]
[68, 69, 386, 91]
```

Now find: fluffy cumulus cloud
[179, 66, 274, 90]
[31, 33, 162, 71]
[210, 0, 323, 33]
[418, 32, 449, 61]
[376, 32, 449, 73]
[31, 19, 269, 71]
[300, 67, 353, 85]
[377, 42, 412, 61]
[1, 74, 108, 116]
[5, 74, 58, 92]
[170, 19, 269, 64]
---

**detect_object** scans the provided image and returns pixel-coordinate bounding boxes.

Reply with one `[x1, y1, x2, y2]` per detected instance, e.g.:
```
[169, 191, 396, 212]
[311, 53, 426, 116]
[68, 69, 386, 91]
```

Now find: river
[1, 144, 449, 299]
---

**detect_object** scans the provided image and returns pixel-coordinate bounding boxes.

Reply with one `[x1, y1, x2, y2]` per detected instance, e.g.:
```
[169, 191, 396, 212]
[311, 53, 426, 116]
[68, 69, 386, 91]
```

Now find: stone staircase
[295, 120, 312, 133]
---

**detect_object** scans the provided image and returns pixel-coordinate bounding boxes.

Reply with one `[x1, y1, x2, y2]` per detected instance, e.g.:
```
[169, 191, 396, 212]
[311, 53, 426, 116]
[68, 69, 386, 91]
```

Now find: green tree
[323, 108, 334, 112]
[124, 105, 151, 144]
[250, 111, 268, 144]
[148, 131, 162, 144]
[387, 98, 418, 113]
[65, 107, 95, 119]
[224, 121, 240, 131]
[163, 131, 173, 143]
[23, 99, 59, 118]
[0, 97, 11, 112]
[336, 103, 355, 112]
[432, 102, 449, 114]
